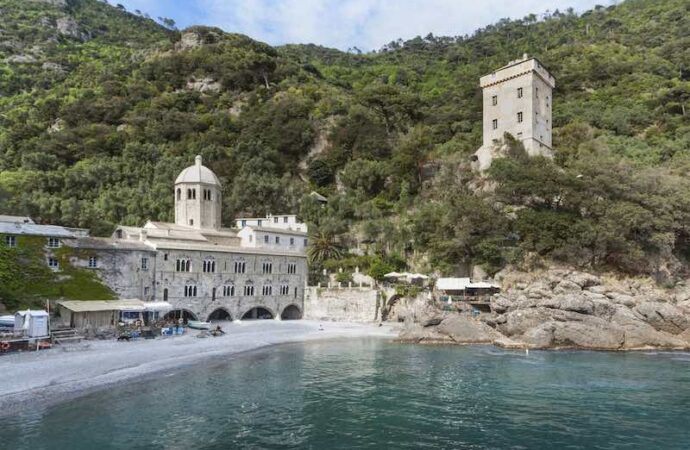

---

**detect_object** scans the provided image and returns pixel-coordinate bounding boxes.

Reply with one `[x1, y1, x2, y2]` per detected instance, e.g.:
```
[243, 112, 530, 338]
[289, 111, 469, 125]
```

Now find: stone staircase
[51, 327, 84, 345]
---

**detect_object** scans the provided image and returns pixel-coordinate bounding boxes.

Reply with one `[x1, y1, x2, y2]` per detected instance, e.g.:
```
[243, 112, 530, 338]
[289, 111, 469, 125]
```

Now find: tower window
[192, 189, 196, 199]
[517, 112, 523, 123]
[492, 119, 498, 130]
[189, 219, 194, 226]
[203, 259, 216, 273]
[536, 87, 539, 98]
[491, 95, 497, 106]
[5, 235, 16, 248]
[177, 188, 181, 200]
[187, 189, 192, 199]
[141, 257, 149, 270]
[517, 87, 523, 98]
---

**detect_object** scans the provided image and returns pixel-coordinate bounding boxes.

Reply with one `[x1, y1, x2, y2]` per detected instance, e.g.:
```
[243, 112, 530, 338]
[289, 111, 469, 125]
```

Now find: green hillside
[0, 0, 689, 282]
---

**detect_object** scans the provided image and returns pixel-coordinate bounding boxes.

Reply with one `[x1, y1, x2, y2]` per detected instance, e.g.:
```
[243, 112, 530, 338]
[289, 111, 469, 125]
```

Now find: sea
[2, 339, 689, 449]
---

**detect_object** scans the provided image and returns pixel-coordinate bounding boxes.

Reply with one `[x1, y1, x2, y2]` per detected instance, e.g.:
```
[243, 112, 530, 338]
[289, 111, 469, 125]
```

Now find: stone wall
[303, 287, 381, 322]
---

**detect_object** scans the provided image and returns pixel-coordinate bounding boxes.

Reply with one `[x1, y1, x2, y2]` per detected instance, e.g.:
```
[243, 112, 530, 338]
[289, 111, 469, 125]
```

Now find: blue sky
[117, 0, 614, 51]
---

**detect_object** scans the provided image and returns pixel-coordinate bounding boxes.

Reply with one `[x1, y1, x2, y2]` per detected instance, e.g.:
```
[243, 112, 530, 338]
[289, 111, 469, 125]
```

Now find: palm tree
[307, 231, 344, 264]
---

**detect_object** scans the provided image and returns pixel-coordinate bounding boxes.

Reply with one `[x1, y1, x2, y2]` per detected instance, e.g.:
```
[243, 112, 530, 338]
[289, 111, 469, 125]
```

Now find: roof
[436, 278, 472, 291]
[58, 299, 148, 312]
[15, 310, 49, 317]
[175, 155, 221, 186]
[436, 278, 500, 291]
[309, 191, 328, 202]
[0, 215, 34, 224]
[65, 237, 154, 252]
[0, 221, 88, 238]
[242, 226, 307, 236]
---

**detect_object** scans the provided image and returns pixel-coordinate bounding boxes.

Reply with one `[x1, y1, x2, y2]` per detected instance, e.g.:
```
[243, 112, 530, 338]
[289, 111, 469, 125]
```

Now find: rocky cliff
[398, 267, 690, 350]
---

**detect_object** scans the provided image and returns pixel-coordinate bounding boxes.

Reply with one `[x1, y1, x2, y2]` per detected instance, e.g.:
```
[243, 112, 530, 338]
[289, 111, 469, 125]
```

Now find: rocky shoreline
[397, 267, 690, 351]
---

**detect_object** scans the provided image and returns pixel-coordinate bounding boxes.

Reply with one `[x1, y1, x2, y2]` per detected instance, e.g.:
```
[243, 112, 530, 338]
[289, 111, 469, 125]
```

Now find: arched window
[163, 288, 168, 301]
[187, 188, 192, 199]
[176, 188, 181, 200]
[192, 189, 196, 199]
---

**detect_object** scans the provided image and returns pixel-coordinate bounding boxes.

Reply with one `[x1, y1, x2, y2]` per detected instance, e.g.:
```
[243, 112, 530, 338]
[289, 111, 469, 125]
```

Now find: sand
[0, 320, 396, 415]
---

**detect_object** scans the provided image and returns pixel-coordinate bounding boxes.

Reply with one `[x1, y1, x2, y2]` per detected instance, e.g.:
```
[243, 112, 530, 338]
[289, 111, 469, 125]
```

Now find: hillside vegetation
[1, 0, 689, 283]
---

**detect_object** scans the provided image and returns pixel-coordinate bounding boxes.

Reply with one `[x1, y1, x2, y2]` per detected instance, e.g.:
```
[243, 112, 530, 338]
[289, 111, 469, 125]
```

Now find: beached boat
[187, 320, 211, 330]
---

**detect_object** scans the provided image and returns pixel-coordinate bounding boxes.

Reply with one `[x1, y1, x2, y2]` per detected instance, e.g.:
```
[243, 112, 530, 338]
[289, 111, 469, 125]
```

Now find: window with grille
[88, 257, 97, 268]
[47, 237, 60, 248]
[5, 235, 16, 247]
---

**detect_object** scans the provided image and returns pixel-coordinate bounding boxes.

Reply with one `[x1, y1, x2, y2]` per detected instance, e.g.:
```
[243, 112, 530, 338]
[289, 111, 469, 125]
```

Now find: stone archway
[241, 307, 274, 320]
[280, 304, 302, 320]
[207, 308, 232, 322]
[164, 309, 198, 323]
[382, 295, 403, 322]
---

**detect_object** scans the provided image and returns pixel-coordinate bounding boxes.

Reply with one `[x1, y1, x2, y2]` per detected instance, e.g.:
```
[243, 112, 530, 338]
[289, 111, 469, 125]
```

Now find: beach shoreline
[0, 320, 397, 417]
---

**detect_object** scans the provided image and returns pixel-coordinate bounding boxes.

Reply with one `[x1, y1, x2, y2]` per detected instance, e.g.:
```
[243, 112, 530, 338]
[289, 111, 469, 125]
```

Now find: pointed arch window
[176, 188, 181, 200]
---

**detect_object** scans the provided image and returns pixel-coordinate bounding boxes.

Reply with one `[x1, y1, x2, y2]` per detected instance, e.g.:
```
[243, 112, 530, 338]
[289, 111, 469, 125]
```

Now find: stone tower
[474, 55, 556, 170]
[174, 155, 222, 229]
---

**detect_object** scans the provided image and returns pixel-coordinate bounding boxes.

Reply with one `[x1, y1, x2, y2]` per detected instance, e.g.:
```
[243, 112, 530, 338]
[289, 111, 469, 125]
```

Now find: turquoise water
[2, 340, 689, 449]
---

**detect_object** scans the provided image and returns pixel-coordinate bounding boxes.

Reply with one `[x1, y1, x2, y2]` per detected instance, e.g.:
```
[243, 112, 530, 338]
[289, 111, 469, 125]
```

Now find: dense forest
[0, 0, 689, 284]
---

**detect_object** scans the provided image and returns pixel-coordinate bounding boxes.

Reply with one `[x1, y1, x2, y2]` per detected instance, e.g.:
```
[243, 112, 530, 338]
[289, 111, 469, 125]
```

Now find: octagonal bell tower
[174, 155, 222, 229]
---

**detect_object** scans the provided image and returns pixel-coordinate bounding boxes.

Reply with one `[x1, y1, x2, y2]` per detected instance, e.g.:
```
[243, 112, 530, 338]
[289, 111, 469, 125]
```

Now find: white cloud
[120, 0, 612, 50]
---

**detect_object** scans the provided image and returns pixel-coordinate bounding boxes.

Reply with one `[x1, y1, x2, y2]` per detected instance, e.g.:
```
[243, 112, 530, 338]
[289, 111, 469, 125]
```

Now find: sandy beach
[0, 320, 397, 415]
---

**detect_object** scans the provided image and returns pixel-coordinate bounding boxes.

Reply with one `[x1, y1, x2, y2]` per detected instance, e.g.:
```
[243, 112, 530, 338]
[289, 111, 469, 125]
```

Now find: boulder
[520, 323, 554, 347]
[606, 292, 637, 307]
[549, 319, 625, 349]
[186, 77, 221, 93]
[553, 279, 582, 294]
[490, 295, 512, 314]
[538, 294, 594, 315]
[569, 272, 601, 289]
[633, 302, 689, 335]
[436, 315, 502, 344]
[56, 17, 87, 40]
[397, 323, 454, 344]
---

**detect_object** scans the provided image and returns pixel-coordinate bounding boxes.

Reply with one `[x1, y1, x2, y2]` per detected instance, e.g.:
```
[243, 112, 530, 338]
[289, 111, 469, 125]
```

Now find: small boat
[187, 320, 211, 330]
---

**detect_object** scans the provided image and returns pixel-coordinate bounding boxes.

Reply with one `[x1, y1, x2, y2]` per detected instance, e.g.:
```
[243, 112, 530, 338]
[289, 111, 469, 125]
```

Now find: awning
[58, 299, 146, 313]
[384, 272, 403, 278]
[144, 302, 173, 312]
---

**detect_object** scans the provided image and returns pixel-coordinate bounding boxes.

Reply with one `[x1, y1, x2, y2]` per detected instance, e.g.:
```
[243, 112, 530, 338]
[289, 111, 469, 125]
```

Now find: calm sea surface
[2, 339, 689, 449]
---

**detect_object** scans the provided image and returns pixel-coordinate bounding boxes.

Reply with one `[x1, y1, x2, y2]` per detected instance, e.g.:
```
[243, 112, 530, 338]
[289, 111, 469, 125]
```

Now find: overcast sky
[117, 0, 613, 51]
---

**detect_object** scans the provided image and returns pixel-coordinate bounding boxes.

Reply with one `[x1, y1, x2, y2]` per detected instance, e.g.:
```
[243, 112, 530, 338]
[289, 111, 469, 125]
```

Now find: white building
[474, 55, 556, 170]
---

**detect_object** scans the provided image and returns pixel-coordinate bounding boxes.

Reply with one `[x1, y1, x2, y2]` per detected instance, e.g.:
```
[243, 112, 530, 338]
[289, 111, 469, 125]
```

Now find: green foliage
[0, 0, 689, 280]
[0, 235, 115, 311]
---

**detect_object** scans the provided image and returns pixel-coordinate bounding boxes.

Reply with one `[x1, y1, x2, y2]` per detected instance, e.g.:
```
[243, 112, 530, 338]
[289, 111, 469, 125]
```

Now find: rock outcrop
[398, 267, 690, 350]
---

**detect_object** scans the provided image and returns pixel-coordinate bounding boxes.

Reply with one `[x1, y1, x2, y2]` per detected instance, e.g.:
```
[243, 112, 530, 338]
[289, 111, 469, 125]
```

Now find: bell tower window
[177, 188, 181, 200]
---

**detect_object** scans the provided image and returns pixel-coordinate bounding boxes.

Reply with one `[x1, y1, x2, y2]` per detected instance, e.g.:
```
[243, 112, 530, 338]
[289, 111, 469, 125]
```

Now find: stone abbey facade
[474, 55, 556, 170]
[0, 156, 308, 322]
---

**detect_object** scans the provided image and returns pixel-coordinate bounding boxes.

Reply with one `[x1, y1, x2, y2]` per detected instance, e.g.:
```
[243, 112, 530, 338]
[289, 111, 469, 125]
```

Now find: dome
[175, 155, 221, 186]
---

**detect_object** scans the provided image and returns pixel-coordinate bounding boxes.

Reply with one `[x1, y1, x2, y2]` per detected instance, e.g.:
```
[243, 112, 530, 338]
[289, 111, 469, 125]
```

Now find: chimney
[195, 155, 202, 166]
[139, 230, 147, 242]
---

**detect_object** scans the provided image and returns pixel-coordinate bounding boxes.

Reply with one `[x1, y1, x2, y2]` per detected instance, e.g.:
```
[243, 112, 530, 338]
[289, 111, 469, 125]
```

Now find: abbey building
[0, 156, 308, 322]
